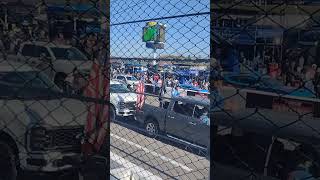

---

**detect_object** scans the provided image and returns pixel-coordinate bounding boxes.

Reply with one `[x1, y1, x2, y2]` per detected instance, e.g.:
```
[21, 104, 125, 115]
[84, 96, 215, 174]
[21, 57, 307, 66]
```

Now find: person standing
[136, 78, 145, 111]
[171, 86, 180, 98]
[54, 32, 66, 45]
[298, 54, 305, 70]
[314, 67, 320, 98]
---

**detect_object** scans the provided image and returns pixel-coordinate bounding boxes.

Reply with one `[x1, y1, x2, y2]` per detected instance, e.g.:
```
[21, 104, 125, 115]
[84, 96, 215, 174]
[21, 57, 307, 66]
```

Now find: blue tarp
[179, 84, 209, 93]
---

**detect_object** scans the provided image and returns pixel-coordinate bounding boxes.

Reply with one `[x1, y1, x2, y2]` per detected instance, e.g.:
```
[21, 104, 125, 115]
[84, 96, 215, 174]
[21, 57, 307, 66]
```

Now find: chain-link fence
[0, 0, 110, 180]
[110, 0, 210, 179]
[212, 0, 320, 180]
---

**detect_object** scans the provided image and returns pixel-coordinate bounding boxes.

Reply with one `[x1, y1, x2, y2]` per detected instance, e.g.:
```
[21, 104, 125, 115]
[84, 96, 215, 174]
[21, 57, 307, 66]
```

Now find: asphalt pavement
[110, 118, 210, 180]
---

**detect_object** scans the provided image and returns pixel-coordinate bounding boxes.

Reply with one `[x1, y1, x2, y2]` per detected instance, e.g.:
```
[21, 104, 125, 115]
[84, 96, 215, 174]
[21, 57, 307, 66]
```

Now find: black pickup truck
[136, 96, 210, 152]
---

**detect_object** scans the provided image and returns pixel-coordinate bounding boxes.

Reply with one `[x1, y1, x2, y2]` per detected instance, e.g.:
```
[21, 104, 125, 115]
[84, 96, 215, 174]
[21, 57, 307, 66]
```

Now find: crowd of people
[112, 66, 210, 97]
[238, 49, 320, 98]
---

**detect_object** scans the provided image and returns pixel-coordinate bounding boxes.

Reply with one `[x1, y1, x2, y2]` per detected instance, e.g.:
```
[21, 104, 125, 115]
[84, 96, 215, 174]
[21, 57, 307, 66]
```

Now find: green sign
[142, 21, 166, 44]
[143, 26, 157, 42]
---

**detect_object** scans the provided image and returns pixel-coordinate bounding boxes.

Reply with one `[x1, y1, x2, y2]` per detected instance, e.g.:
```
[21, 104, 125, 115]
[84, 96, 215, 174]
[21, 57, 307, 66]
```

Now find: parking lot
[110, 119, 210, 180]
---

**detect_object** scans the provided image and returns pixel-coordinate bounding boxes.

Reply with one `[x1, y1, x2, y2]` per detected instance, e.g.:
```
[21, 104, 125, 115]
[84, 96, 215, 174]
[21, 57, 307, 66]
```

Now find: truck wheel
[0, 142, 17, 180]
[110, 105, 116, 121]
[145, 120, 159, 137]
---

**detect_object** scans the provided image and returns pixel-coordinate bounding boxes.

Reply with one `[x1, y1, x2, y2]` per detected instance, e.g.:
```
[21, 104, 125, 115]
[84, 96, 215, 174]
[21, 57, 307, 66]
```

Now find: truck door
[166, 100, 196, 142]
[192, 105, 210, 147]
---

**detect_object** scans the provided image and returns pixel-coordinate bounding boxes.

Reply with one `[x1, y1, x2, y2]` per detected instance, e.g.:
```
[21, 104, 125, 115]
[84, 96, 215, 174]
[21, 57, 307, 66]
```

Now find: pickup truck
[110, 80, 137, 119]
[0, 62, 89, 179]
[16, 41, 92, 90]
[136, 96, 210, 154]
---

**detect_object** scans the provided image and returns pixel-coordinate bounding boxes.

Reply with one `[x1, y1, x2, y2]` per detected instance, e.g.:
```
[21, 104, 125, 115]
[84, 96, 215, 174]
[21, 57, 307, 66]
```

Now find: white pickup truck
[16, 41, 92, 90]
[0, 62, 88, 179]
[110, 80, 137, 120]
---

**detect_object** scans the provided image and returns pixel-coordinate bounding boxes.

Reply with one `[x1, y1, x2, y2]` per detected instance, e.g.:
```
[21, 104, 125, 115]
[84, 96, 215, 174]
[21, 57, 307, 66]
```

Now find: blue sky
[110, 0, 210, 59]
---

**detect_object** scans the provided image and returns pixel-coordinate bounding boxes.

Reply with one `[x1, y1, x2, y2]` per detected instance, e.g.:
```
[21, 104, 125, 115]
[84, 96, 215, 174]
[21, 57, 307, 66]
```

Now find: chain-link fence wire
[212, 0, 320, 180]
[0, 0, 111, 180]
[110, 0, 210, 179]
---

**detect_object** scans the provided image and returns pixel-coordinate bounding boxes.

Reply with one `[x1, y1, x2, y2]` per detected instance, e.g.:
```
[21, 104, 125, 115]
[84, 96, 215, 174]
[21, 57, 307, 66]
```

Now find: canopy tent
[47, 4, 100, 16]
[47, 4, 103, 37]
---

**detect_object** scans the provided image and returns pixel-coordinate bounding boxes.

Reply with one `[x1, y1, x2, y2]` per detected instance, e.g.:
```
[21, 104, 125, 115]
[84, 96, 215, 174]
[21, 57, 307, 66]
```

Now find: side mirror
[40, 53, 52, 62]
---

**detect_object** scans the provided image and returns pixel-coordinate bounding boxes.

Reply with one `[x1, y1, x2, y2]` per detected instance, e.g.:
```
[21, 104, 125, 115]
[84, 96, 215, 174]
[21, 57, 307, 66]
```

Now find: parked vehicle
[114, 74, 139, 89]
[110, 80, 137, 120]
[136, 96, 210, 154]
[0, 62, 88, 179]
[17, 41, 92, 89]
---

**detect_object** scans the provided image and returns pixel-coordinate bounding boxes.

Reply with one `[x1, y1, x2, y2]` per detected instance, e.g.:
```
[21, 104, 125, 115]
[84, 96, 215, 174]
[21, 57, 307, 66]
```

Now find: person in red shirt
[154, 73, 160, 81]
[193, 81, 199, 87]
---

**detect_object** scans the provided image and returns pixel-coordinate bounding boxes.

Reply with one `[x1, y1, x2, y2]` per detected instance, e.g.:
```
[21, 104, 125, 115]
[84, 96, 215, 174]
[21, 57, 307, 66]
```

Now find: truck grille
[120, 102, 136, 110]
[49, 127, 83, 150]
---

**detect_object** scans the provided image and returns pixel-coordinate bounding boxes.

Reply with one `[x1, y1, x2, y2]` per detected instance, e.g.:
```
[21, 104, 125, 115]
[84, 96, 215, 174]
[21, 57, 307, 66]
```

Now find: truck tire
[110, 105, 116, 121]
[0, 142, 17, 180]
[144, 120, 159, 137]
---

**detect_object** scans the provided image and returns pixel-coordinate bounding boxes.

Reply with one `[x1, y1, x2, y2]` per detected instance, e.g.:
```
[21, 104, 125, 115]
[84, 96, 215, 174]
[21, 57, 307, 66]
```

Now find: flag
[136, 80, 145, 111]
[82, 59, 109, 155]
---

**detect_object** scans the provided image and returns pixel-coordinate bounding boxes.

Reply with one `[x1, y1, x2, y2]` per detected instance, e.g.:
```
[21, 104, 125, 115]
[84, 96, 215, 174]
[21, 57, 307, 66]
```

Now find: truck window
[173, 101, 194, 117]
[117, 76, 125, 80]
[21, 44, 37, 57]
[194, 105, 210, 125]
[21, 45, 50, 58]
[162, 101, 170, 109]
[39, 47, 50, 57]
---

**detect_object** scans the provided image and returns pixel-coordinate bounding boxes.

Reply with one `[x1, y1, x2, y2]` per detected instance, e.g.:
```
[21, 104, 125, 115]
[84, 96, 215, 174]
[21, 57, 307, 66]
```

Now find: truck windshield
[127, 76, 137, 81]
[0, 71, 61, 98]
[111, 83, 130, 93]
[51, 47, 88, 61]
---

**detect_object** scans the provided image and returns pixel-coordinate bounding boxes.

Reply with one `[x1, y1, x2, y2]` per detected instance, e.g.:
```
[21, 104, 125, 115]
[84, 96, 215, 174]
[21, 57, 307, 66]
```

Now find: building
[213, 1, 320, 65]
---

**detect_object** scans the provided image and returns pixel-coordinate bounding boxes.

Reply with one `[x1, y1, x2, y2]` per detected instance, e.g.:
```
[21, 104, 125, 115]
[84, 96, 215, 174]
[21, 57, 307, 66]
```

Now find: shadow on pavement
[113, 116, 207, 157]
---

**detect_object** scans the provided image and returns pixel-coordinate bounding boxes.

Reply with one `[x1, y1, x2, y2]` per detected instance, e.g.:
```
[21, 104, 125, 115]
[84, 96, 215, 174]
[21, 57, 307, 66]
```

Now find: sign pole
[153, 48, 157, 59]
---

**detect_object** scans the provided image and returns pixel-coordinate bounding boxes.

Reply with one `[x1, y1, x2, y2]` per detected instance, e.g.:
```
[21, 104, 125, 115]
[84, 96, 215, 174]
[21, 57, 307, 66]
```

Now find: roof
[110, 80, 122, 85]
[116, 74, 134, 78]
[0, 61, 34, 72]
[172, 96, 209, 106]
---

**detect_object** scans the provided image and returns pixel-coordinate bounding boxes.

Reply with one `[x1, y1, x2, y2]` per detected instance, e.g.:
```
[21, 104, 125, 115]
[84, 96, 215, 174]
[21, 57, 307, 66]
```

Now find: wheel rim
[146, 123, 156, 135]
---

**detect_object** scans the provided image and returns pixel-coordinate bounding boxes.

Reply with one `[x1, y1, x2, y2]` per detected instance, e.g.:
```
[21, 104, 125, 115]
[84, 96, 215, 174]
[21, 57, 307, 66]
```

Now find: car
[223, 72, 316, 98]
[0, 62, 89, 179]
[16, 41, 92, 89]
[114, 74, 139, 89]
[136, 96, 210, 156]
[110, 80, 137, 120]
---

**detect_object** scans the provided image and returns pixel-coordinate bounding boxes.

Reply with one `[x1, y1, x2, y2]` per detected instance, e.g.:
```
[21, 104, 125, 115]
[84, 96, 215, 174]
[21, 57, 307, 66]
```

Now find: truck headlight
[29, 126, 52, 151]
